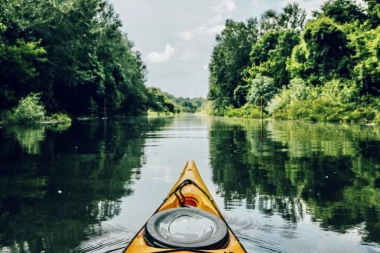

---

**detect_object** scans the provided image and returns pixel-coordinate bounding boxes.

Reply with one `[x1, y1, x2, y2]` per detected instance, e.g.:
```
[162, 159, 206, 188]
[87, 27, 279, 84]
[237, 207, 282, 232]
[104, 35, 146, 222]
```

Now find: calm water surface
[0, 115, 380, 253]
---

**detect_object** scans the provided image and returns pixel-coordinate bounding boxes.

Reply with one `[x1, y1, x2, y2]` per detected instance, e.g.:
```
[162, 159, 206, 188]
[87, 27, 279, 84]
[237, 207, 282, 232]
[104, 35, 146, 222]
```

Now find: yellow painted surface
[124, 160, 246, 253]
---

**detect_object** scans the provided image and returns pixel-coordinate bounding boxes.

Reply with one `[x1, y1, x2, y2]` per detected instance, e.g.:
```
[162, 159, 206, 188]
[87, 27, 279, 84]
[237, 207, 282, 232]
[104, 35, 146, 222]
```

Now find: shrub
[225, 104, 266, 118]
[272, 99, 377, 122]
[247, 74, 277, 106]
[267, 88, 291, 114]
[45, 113, 72, 124]
[6, 93, 45, 125]
[374, 112, 380, 124]
[320, 79, 359, 103]
[267, 78, 309, 114]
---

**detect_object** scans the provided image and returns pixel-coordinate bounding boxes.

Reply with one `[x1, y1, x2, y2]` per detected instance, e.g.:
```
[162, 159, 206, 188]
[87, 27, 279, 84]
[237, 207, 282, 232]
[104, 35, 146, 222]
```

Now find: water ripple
[71, 222, 134, 253]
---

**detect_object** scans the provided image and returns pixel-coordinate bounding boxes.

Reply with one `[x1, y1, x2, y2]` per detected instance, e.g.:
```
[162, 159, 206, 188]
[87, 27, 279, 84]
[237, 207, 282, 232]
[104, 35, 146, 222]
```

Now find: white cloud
[179, 25, 225, 41]
[147, 44, 174, 63]
[203, 65, 208, 70]
[213, 0, 236, 13]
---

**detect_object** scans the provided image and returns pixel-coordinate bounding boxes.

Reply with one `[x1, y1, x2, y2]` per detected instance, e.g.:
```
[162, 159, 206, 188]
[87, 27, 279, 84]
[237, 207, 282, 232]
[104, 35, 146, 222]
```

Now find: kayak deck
[124, 160, 246, 253]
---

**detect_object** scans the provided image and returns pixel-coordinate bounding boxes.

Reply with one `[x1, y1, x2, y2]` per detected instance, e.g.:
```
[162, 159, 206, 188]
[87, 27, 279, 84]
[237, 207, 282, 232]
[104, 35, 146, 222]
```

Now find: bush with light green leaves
[6, 93, 46, 125]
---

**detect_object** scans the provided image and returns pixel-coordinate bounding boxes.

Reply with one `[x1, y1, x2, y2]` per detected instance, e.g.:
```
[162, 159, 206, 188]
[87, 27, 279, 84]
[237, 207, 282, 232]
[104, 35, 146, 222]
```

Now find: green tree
[288, 17, 350, 85]
[313, 0, 366, 24]
[348, 25, 380, 96]
[0, 22, 46, 111]
[208, 18, 259, 114]
[248, 30, 301, 89]
[259, 3, 306, 34]
[0, 0, 150, 117]
[146, 87, 176, 114]
[241, 4, 306, 108]
[363, 0, 380, 27]
[246, 74, 276, 106]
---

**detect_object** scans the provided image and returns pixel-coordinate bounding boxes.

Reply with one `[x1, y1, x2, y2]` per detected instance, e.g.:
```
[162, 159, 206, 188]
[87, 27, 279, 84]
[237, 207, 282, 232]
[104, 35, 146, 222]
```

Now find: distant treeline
[0, 0, 205, 120]
[147, 87, 206, 114]
[208, 0, 380, 122]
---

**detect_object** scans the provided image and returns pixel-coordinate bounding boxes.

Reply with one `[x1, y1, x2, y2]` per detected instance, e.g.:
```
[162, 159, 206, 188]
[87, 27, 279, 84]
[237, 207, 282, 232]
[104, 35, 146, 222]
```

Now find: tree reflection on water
[209, 119, 380, 244]
[0, 117, 173, 253]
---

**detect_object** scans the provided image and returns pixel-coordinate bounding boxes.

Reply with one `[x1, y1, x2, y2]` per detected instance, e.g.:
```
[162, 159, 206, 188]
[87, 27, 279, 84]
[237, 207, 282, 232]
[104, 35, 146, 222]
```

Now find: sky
[108, 0, 326, 98]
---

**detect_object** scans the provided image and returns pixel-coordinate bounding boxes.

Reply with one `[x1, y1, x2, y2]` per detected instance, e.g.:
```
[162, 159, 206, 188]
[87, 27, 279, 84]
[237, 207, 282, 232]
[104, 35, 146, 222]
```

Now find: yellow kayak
[124, 160, 246, 253]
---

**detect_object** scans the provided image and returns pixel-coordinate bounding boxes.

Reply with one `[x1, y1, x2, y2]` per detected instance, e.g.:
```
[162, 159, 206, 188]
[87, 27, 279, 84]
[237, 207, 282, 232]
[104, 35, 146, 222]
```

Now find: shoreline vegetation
[1, 0, 379, 125]
[0, 91, 206, 125]
[207, 0, 380, 124]
[0, 0, 205, 126]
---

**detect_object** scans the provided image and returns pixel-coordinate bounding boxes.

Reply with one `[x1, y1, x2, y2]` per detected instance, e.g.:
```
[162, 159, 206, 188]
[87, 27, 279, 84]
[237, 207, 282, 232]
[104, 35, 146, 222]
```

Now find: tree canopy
[208, 0, 380, 122]
[0, 0, 171, 118]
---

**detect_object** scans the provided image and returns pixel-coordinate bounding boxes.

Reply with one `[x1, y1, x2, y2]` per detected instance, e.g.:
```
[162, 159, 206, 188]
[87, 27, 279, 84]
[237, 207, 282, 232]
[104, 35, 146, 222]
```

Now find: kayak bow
[124, 160, 246, 253]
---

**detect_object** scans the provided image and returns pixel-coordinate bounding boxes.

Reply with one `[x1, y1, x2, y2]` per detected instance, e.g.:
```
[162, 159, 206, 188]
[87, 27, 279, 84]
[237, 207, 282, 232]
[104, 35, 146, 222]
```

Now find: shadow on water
[0, 117, 174, 253]
[209, 118, 380, 252]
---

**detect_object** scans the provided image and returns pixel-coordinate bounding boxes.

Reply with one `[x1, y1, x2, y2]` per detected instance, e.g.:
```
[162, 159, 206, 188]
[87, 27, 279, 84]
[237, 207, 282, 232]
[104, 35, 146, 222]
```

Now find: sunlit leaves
[246, 74, 276, 106]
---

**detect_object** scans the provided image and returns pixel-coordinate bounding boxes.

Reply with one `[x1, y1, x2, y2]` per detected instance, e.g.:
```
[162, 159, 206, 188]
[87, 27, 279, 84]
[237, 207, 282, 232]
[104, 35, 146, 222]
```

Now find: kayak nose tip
[185, 160, 197, 170]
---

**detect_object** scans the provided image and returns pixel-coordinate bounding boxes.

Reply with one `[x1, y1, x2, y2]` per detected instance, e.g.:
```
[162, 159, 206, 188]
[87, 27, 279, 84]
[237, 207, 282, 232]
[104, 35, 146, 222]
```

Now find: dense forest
[0, 0, 205, 123]
[208, 0, 380, 122]
[0, 0, 149, 118]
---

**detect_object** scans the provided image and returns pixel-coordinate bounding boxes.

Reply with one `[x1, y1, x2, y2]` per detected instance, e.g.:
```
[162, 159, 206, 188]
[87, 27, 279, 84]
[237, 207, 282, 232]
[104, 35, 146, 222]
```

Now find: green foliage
[146, 87, 176, 114]
[363, 0, 380, 27]
[320, 79, 359, 103]
[271, 78, 373, 122]
[374, 112, 380, 124]
[6, 93, 45, 125]
[233, 85, 250, 107]
[146, 87, 206, 114]
[349, 25, 380, 96]
[267, 78, 309, 114]
[208, 3, 307, 116]
[313, 0, 366, 24]
[175, 97, 206, 113]
[272, 97, 377, 123]
[272, 99, 347, 121]
[45, 113, 72, 124]
[0, 0, 151, 117]
[246, 74, 276, 106]
[259, 3, 307, 34]
[298, 17, 350, 85]
[208, 18, 259, 112]
[208, 0, 380, 121]
[225, 104, 266, 118]
[0, 22, 47, 110]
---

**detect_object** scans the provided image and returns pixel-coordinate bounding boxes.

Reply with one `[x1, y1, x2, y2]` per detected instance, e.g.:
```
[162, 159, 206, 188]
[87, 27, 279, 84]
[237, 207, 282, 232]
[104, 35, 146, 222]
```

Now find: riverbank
[221, 102, 380, 124]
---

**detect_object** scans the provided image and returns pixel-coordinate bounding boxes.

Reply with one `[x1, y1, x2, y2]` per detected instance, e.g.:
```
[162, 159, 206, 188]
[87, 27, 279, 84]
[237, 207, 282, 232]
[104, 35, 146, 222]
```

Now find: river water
[0, 115, 379, 253]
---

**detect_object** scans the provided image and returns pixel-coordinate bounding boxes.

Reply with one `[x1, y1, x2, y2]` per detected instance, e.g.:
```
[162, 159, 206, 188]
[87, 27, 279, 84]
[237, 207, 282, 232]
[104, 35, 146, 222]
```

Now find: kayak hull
[124, 160, 246, 253]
